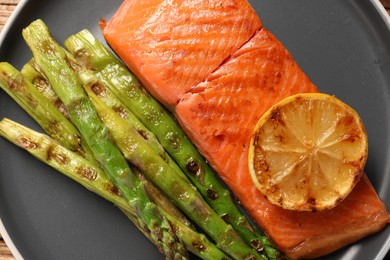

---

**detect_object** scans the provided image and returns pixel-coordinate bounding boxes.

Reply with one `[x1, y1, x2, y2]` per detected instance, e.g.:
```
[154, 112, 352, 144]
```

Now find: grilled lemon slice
[248, 93, 368, 212]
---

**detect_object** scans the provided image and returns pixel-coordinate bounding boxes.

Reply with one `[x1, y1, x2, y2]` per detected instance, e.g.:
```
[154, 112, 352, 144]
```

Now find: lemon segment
[248, 93, 368, 212]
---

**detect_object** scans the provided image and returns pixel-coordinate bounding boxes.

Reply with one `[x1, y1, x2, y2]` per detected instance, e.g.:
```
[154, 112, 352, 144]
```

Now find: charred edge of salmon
[286, 211, 389, 259]
[99, 19, 107, 33]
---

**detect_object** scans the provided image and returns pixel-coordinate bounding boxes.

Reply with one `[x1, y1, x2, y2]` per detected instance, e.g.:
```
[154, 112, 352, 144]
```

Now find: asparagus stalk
[0, 62, 93, 161]
[21, 56, 196, 232]
[0, 118, 135, 216]
[0, 118, 230, 260]
[21, 59, 69, 118]
[65, 29, 280, 259]
[136, 164, 231, 260]
[0, 59, 192, 232]
[5, 57, 227, 259]
[22, 19, 187, 260]
[0, 118, 150, 245]
[161, 209, 231, 260]
[131, 165, 194, 230]
[65, 55, 190, 185]
[22, 51, 190, 187]
[87, 89, 265, 260]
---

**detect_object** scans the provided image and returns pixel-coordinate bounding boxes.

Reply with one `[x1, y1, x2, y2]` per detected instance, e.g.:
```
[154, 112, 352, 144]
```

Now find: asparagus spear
[21, 59, 69, 118]
[0, 118, 134, 216]
[21, 56, 196, 230]
[135, 165, 231, 260]
[87, 88, 265, 260]
[4, 58, 228, 259]
[131, 165, 194, 230]
[0, 62, 93, 161]
[161, 209, 231, 260]
[65, 55, 190, 185]
[65, 29, 280, 259]
[22, 19, 187, 260]
[3, 55, 225, 258]
[12, 58, 193, 230]
[22, 51, 191, 187]
[0, 118, 151, 248]
[0, 118, 230, 260]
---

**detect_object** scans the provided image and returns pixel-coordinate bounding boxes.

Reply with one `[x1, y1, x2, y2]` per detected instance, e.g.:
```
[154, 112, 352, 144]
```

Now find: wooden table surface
[0, 0, 390, 259]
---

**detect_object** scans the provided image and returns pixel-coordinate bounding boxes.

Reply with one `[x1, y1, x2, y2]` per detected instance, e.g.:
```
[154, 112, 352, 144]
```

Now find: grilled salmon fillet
[103, 0, 261, 108]
[102, 0, 389, 258]
[175, 28, 389, 258]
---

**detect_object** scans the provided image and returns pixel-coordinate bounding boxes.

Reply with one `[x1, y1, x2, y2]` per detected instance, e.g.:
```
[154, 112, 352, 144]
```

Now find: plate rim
[0, 1, 31, 258]
[371, 0, 390, 28]
[0, 0, 390, 259]
[0, 0, 28, 46]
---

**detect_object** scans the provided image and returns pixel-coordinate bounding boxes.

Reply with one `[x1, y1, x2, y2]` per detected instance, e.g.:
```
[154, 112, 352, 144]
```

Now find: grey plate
[0, 0, 389, 259]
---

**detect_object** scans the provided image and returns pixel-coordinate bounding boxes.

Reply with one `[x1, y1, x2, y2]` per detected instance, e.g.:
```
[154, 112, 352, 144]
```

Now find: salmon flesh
[102, 0, 390, 258]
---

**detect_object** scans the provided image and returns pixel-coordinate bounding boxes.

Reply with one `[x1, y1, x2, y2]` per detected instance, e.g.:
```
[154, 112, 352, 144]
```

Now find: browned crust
[284, 210, 390, 259]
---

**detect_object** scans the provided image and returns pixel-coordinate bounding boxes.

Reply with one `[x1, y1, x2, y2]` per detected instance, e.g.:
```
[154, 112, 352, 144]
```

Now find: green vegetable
[0, 118, 229, 260]
[66, 54, 191, 185]
[0, 62, 93, 161]
[21, 59, 67, 115]
[87, 89, 265, 260]
[21, 56, 196, 232]
[3, 39, 230, 260]
[65, 29, 280, 259]
[22, 19, 187, 260]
